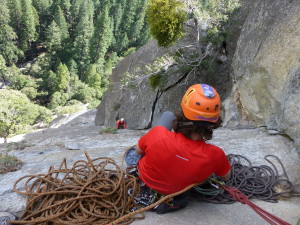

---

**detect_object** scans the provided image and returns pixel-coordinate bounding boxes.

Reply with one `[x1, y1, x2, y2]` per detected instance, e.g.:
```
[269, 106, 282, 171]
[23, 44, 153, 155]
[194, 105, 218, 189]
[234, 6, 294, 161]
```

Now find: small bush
[149, 72, 167, 90]
[99, 127, 117, 134]
[121, 47, 136, 57]
[0, 154, 23, 174]
[66, 99, 82, 106]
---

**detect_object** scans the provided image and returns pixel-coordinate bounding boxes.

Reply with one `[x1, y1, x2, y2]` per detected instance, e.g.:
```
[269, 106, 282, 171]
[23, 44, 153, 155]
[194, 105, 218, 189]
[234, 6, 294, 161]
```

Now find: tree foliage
[20, 0, 37, 51]
[0, 0, 22, 64]
[82, 64, 102, 89]
[55, 63, 70, 92]
[45, 21, 62, 51]
[54, 5, 69, 41]
[0, 89, 52, 143]
[90, 6, 113, 66]
[146, 0, 187, 47]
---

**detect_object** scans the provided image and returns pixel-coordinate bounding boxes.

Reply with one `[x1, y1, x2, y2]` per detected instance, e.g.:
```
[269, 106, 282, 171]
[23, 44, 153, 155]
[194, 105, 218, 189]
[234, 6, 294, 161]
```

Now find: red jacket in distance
[116, 120, 127, 129]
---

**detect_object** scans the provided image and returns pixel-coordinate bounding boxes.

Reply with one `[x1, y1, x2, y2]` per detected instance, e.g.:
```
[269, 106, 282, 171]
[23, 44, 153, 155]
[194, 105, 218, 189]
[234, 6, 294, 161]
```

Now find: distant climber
[116, 118, 127, 129]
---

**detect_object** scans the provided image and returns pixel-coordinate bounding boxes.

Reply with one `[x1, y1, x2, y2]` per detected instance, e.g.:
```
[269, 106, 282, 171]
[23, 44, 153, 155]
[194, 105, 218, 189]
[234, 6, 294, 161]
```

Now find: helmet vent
[206, 107, 209, 110]
[196, 102, 201, 106]
[187, 89, 194, 96]
[215, 104, 219, 111]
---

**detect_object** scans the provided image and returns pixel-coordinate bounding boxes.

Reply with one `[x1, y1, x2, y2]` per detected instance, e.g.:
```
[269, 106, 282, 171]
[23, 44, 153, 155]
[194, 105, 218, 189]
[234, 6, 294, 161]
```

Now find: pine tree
[55, 63, 70, 92]
[0, 0, 22, 64]
[32, 0, 53, 13]
[67, 59, 78, 77]
[20, 0, 38, 52]
[32, 0, 53, 41]
[32, 5, 40, 35]
[119, 0, 138, 41]
[54, 5, 69, 41]
[82, 64, 102, 89]
[69, 0, 83, 37]
[60, 0, 71, 20]
[45, 70, 57, 94]
[7, 0, 22, 36]
[73, 0, 94, 75]
[45, 20, 62, 51]
[110, 0, 124, 37]
[117, 33, 129, 52]
[90, 6, 113, 65]
[130, 0, 147, 43]
[136, 22, 150, 47]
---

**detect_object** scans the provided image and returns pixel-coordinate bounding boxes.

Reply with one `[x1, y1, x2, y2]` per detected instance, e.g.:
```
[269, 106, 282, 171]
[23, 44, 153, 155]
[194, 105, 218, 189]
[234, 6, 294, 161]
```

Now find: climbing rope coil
[10, 151, 297, 225]
[193, 154, 295, 204]
[11, 152, 142, 225]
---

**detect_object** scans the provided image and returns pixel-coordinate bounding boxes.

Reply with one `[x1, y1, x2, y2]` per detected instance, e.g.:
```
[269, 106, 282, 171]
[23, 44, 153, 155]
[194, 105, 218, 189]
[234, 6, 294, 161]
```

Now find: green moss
[149, 73, 162, 90]
[99, 127, 117, 134]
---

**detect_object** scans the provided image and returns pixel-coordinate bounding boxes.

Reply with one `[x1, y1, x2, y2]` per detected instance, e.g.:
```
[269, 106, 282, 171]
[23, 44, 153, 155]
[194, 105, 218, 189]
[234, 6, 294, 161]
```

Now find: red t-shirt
[116, 120, 127, 129]
[137, 126, 231, 195]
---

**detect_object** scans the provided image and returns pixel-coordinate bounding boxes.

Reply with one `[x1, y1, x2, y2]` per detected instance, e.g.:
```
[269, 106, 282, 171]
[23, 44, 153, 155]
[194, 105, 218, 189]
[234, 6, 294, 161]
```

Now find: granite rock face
[224, 0, 300, 149]
[95, 24, 233, 129]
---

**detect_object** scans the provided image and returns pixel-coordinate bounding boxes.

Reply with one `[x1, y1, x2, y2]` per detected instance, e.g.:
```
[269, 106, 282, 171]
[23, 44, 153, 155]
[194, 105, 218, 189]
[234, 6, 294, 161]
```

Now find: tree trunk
[194, 17, 203, 59]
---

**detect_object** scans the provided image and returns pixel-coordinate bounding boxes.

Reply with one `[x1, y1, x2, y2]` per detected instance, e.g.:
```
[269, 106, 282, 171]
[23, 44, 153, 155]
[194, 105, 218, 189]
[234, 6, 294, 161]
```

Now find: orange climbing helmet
[181, 84, 221, 123]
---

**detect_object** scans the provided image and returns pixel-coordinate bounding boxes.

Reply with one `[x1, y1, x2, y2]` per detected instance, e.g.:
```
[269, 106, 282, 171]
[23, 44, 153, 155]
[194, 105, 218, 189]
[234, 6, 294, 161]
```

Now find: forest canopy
[0, 0, 150, 108]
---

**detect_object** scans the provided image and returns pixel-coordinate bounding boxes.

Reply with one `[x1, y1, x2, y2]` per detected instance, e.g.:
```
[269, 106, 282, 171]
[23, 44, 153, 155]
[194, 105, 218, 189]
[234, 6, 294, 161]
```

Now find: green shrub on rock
[99, 127, 117, 134]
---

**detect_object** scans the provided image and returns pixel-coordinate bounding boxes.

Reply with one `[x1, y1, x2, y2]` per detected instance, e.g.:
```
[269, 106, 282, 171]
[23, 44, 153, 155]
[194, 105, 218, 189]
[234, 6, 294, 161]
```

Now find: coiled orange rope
[11, 152, 143, 225]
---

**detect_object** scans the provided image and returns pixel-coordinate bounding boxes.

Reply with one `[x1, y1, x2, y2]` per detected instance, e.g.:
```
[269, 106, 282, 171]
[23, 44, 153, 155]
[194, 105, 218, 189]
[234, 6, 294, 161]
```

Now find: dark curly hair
[173, 111, 222, 140]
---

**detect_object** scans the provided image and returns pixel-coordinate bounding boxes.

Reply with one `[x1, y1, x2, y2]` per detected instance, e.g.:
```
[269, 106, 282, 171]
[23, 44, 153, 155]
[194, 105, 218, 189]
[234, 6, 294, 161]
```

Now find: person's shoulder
[204, 143, 223, 152]
[151, 125, 169, 132]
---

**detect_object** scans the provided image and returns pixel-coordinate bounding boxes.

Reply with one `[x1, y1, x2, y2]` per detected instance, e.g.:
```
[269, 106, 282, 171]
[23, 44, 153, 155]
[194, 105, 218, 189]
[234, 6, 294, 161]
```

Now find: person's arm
[154, 111, 176, 131]
[213, 146, 231, 181]
[135, 144, 144, 155]
[116, 120, 119, 129]
[219, 170, 231, 181]
[124, 122, 127, 129]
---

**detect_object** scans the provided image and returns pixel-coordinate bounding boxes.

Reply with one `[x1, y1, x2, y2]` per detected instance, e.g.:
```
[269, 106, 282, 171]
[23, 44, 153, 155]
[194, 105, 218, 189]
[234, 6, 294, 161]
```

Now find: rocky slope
[0, 110, 299, 224]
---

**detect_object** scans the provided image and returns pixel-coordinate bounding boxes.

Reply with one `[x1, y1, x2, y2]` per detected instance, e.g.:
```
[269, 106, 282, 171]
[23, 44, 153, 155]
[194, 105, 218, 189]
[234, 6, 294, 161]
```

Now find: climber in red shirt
[116, 118, 127, 129]
[134, 84, 231, 214]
